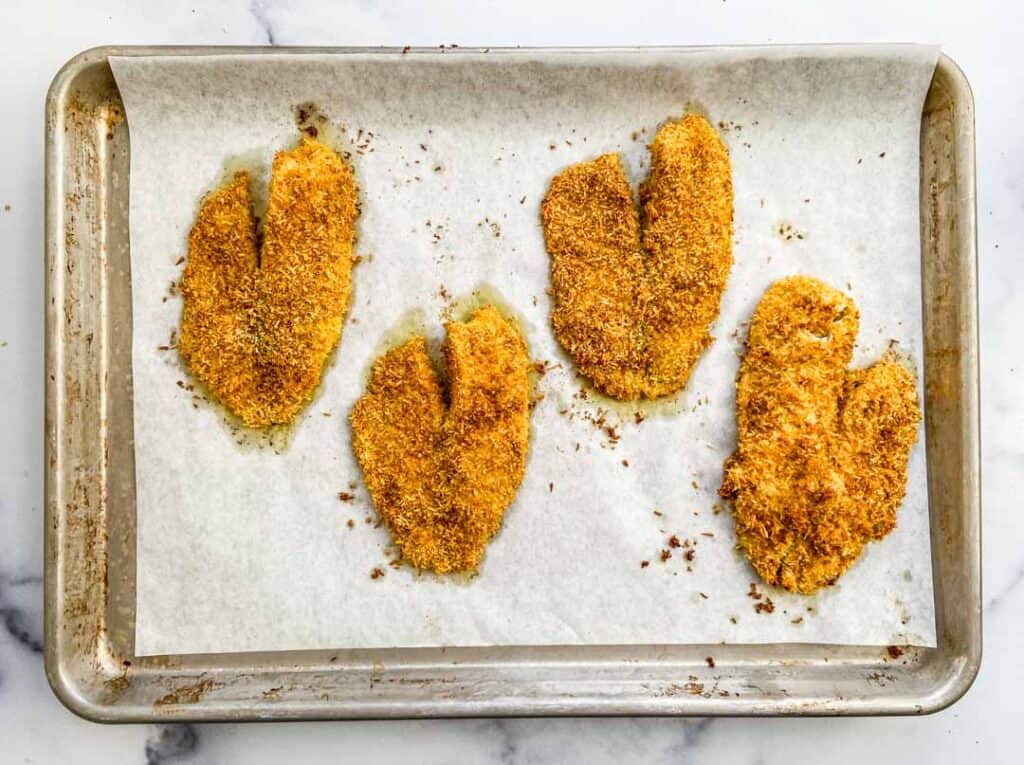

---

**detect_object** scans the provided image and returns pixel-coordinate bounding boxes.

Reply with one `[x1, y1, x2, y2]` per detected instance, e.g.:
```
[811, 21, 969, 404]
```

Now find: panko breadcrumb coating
[719, 276, 921, 594]
[350, 306, 531, 574]
[540, 114, 733, 400]
[179, 137, 359, 427]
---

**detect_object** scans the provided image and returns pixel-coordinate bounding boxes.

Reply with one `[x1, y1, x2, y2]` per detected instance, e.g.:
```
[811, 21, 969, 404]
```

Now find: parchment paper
[112, 46, 939, 656]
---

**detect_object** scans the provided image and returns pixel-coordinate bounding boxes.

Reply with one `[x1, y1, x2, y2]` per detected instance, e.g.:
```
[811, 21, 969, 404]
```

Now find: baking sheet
[112, 46, 938, 656]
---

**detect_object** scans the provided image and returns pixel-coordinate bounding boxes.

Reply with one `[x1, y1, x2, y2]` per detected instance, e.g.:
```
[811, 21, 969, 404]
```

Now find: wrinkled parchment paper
[113, 46, 939, 656]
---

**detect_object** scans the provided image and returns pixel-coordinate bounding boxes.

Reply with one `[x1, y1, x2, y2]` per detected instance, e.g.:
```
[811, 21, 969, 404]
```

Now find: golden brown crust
[720, 276, 921, 594]
[178, 137, 359, 427]
[540, 114, 733, 400]
[350, 306, 531, 574]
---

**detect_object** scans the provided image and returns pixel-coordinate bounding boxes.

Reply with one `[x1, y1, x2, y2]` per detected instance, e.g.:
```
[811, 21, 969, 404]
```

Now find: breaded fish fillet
[719, 276, 921, 594]
[179, 137, 359, 427]
[350, 306, 531, 574]
[540, 114, 733, 400]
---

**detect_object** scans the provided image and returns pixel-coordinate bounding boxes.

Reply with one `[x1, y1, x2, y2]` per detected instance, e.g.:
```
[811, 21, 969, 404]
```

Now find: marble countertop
[1, 1, 1018, 762]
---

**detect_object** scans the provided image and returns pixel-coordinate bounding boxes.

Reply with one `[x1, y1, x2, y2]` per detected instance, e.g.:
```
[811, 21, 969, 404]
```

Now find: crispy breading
[720, 276, 921, 594]
[350, 306, 531, 573]
[540, 114, 733, 400]
[179, 137, 359, 427]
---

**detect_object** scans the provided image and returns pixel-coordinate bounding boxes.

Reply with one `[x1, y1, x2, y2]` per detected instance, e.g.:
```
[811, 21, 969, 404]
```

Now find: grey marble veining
[249, 1, 278, 46]
[0, 572, 44, 655]
[2, 1, 1020, 763]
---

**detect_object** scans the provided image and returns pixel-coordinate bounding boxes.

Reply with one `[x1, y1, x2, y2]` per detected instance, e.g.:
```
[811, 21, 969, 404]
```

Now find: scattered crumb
[668, 535, 681, 549]
[660, 549, 672, 562]
[755, 598, 775, 615]
[346, 519, 355, 529]
[479, 217, 501, 238]
[887, 645, 905, 659]
[370, 567, 386, 580]
[776, 221, 807, 242]
[705, 657, 716, 668]
[640, 560, 650, 569]
[338, 492, 355, 502]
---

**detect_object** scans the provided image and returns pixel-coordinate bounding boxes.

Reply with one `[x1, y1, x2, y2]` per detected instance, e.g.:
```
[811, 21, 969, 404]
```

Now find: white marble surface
[0, 1, 1018, 762]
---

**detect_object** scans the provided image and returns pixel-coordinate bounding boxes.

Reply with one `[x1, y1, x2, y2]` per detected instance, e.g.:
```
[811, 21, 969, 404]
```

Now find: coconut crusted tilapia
[179, 137, 359, 427]
[540, 114, 733, 400]
[720, 276, 921, 594]
[350, 306, 531, 574]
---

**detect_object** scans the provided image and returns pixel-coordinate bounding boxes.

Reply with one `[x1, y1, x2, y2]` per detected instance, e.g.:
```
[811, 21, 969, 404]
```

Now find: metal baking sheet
[44, 46, 980, 720]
